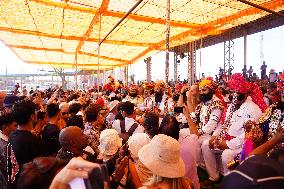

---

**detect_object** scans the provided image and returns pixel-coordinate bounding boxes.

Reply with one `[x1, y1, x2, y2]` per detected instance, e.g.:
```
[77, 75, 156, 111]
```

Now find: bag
[124, 160, 135, 189]
[119, 120, 138, 144]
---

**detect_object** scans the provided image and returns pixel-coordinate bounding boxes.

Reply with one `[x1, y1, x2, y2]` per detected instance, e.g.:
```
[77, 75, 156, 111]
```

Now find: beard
[155, 91, 163, 104]
[129, 92, 137, 98]
[199, 92, 214, 103]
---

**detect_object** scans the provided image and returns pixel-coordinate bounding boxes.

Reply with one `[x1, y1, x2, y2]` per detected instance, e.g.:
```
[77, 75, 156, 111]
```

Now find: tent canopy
[0, 0, 283, 70]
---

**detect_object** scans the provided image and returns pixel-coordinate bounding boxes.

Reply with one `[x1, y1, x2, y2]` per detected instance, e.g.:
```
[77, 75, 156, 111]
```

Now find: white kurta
[202, 97, 262, 180]
[159, 95, 173, 114]
[138, 96, 155, 111]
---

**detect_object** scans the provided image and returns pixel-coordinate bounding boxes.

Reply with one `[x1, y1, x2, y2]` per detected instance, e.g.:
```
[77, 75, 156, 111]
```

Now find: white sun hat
[127, 133, 151, 159]
[99, 129, 122, 156]
[138, 134, 185, 178]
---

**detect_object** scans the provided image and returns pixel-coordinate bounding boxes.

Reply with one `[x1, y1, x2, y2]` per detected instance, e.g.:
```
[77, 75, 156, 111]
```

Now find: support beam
[165, 0, 170, 83]
[174, 52, 178, 82]
[124, 65, 128, 86]
[8, 44, 129, 63]
[173, 10, 284, 53]
[76, 0, 110, 52]
[237, 0, 284, 17]
[129, 0, 284, 66]
[243, 30, 248, 79]
[187, 42, 196, 85]
[98, 0, 144, 47]
[0, 27, 153, 47]
[25, 61, 114, 67]
[244, 30, 247, 69]
[223, 33, 234, 79]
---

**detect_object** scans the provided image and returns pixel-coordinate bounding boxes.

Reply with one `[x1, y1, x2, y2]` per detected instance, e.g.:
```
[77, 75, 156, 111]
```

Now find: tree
[53, 67, 67, 89]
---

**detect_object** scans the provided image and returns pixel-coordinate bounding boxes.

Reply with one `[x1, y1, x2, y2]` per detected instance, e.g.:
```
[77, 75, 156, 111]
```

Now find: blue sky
[0, 25, 283, 81]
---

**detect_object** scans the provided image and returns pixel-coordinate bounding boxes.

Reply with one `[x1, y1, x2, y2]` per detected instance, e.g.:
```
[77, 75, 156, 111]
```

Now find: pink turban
[228, 73, 267, 112]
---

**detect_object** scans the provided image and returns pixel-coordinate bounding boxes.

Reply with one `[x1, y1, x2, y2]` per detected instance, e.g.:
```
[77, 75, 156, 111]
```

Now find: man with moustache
[188, 79, 225, 185]
[122, 85, 143, 106]
[201, 73, 267, 188]
[253, 73, 284, 151]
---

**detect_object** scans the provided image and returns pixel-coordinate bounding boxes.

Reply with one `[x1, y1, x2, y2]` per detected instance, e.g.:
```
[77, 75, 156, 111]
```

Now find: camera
[174, 106, 184, 114]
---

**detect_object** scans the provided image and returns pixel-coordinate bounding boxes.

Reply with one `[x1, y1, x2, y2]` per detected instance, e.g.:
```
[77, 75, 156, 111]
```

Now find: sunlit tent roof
[0, 0, 283, 70]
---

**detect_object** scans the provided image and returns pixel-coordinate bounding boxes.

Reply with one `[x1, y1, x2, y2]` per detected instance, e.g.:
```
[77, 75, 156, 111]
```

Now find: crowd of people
[0, 69, 283, 189]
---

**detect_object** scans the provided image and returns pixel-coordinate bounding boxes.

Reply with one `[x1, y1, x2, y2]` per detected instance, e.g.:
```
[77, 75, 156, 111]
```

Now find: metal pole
[165, 0, 170, 83]
[244, 30, 247, 69]
[174, 52, 177, 82]
[199, 38, 203, 80]
[75, 52, 78, 90]
[98, 0, 144, 46]
[237, 0, 284, 17]
[97, 14, 102, 92]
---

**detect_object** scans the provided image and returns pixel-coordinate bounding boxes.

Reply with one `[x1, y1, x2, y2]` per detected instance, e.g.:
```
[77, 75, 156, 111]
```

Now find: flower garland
[268, 109, 284, 138]
[191, 98, 224, 135]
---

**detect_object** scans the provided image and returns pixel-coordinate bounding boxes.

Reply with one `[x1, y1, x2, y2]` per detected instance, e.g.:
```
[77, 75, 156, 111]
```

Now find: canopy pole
[165, 0, 170, 83]
[98, 0, 144, 46]
[75, 52, 78, 90]
[199, 38, 203, 80]
[243, 30, 247, 79]
[97, 13, 102, 92]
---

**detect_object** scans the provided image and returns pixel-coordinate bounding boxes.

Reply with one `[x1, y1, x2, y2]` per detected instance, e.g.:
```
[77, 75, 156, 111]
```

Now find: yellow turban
[199, 79, 214, 89]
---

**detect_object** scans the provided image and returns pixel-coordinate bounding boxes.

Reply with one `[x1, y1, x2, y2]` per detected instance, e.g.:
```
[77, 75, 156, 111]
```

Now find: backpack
[119, 120, 138, 144]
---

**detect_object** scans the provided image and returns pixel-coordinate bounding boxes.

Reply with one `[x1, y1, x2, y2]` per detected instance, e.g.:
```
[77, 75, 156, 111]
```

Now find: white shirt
[138, 96, 155, 110]
[112, 117, 144, 134]
[159, 95, 173, 114]
[226, 97, 262, 150]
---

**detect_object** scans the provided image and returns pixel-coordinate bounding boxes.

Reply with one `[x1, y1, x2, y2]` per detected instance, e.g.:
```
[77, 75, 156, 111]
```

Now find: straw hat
[127, 133, 151, 159]
[108, 100, 119, 112]
[138, 134, 185, 178]
[99, 129, 122, 156]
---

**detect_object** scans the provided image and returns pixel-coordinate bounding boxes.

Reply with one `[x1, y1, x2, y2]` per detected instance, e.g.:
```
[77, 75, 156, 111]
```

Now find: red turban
[228, 73, 250, 93]
[228, 73, 267, 112]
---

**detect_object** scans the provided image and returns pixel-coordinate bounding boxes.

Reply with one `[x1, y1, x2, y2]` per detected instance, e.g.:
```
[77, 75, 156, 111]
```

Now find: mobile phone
[174, 106, 184, 114]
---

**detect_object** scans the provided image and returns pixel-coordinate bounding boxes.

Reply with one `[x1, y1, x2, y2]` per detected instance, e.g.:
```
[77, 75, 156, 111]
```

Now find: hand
[209, 136, 217, 149]
[113, 156, 129, 182]
[244, 120, 256, 133]
[50, 157, 99, 189]
[181, 86, 189, 94]
[216, 139, 228, 150]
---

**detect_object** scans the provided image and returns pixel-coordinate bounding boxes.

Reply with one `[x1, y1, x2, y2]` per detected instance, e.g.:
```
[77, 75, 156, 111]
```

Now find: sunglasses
[61, 112, 69, 115]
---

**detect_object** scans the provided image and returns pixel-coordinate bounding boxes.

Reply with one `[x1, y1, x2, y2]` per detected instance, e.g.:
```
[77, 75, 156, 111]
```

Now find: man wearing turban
[248, 72, 284, 155]
[188, 78, 225, 186]
[138, 82, 155, 111]
[201, 73, 266, 187]
[122, 84, 143, 106]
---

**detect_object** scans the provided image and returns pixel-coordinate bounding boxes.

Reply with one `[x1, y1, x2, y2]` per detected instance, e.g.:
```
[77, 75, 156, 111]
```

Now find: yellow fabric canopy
[0, 0, 283, 70]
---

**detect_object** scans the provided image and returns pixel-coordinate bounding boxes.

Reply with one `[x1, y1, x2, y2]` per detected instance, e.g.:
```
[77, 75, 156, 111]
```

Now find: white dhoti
[221, 148, 242, 175]
[201, 139, 220, 181]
